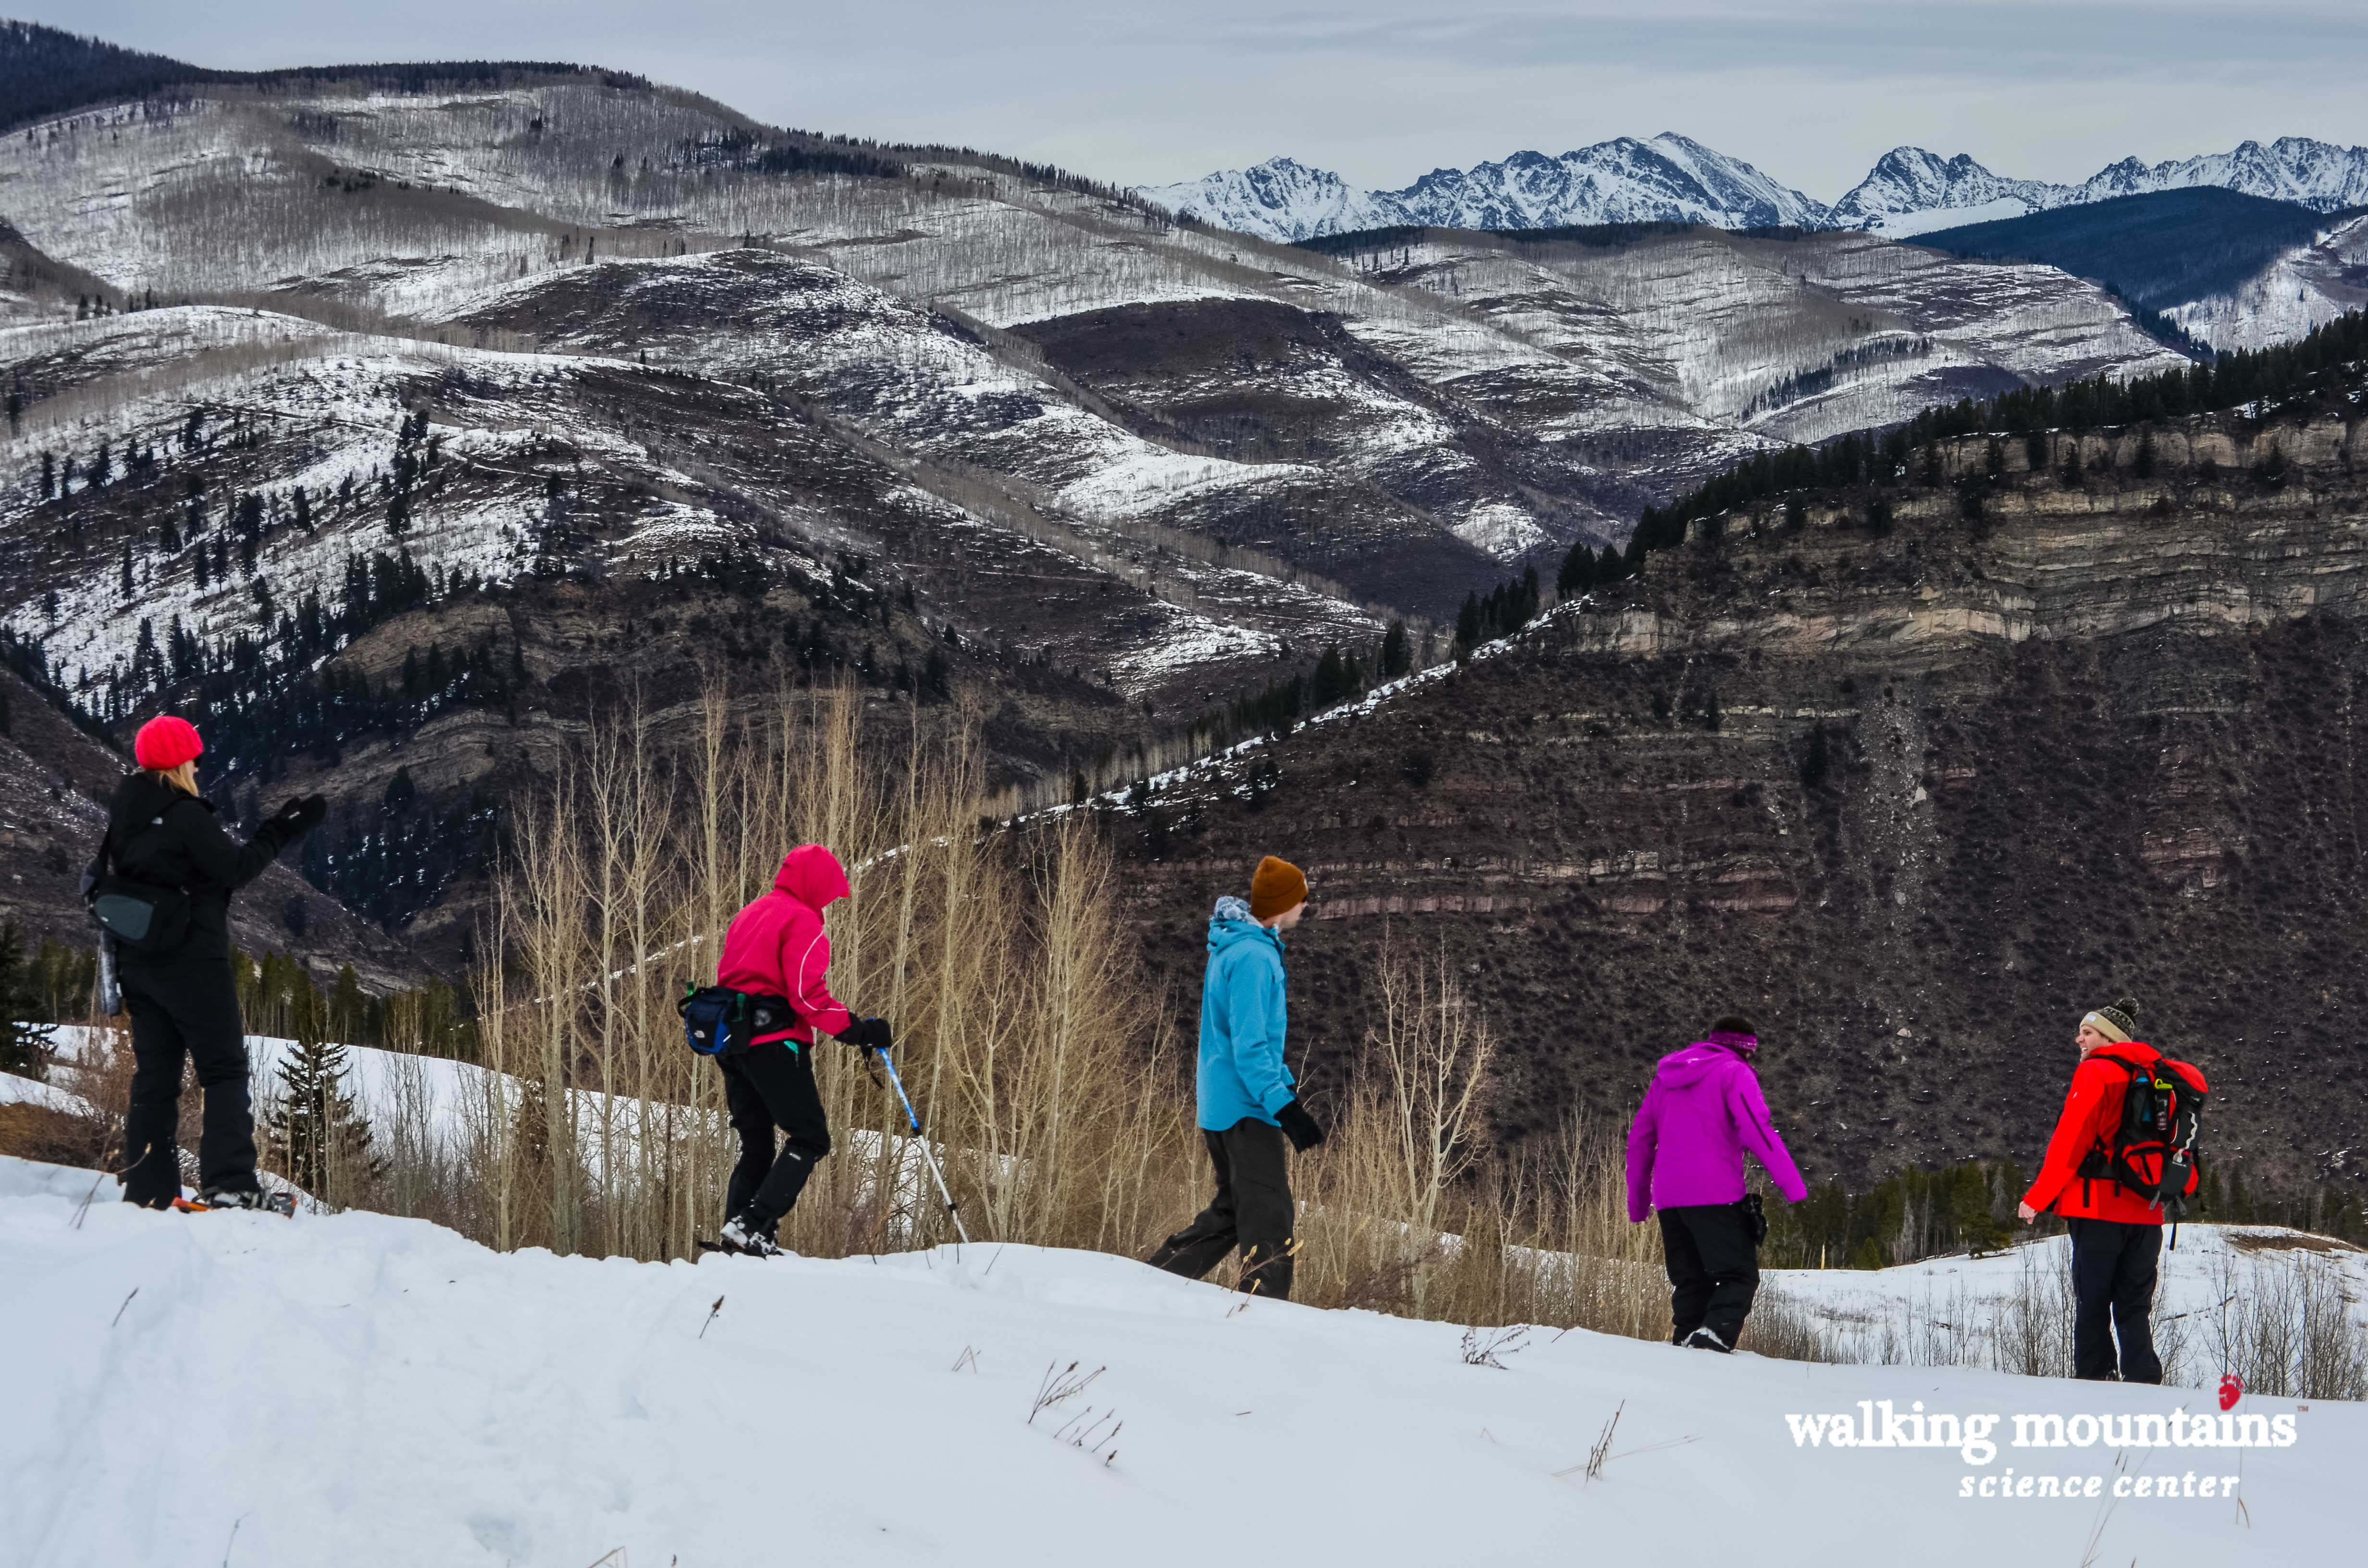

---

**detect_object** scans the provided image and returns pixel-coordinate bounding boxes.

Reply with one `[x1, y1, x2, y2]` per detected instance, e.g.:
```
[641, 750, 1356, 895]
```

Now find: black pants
[1659, 1203, 1760, 1347]
[1146, 1119, 1296, 1300]
[120, 960, 258, 1207]
[2069, 1218, 2162, 1382]
[719, 1042, 832, 1232]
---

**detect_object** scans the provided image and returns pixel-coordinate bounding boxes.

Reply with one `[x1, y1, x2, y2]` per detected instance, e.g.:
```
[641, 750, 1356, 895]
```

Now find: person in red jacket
[2016, 998, 2173, 1382]
[710, 844, 890, 1257]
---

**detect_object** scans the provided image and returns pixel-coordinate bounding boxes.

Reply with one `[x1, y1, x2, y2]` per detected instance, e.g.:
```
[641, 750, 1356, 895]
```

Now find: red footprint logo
[2218, 1374, 2244, 1411]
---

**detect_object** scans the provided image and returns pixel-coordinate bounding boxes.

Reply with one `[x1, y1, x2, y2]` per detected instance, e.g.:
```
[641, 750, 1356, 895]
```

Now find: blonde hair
[145, 762, 200, 796]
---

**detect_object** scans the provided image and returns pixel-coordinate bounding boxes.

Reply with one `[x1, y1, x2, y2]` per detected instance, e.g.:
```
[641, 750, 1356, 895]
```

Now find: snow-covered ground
[2, 1150, 2358, 1566]
[1767, 1227, 2368, 1389]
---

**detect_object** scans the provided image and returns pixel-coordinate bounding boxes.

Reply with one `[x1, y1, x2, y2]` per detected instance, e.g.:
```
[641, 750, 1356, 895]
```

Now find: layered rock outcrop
[1106, 408, 2368, 1189]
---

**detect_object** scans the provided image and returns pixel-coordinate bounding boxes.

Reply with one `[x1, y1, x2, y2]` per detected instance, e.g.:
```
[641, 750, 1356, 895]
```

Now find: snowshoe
[174, 1188, 297, 1217]
[1682, 1327, 1731, 1353]
[717, 1214, 783, 1258]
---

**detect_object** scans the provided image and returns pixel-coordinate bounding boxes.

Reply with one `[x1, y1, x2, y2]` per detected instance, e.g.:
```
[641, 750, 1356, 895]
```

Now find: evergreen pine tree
[329, 963, 369, 1045]
[0, 921, 53, 1079]
[1311, 645, 1351, 707]
[1556, 538, 1596, 598]
[2134, 427, 2158, 479]
[265, 1030, 381, 1197]
[1380, 620, 1410, 679]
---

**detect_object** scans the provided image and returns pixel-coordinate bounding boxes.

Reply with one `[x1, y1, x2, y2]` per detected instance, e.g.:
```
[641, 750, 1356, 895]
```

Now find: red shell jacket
[716, 845, 855, 1048]
[2022, 1040, 2195, 1224]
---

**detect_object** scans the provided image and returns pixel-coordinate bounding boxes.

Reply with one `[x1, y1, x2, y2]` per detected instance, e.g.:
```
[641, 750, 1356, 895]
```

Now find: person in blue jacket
[1146, 855, 1325, 1299]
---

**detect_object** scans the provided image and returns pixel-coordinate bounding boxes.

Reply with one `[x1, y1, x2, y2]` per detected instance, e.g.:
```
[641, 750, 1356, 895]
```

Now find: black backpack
[677, 984, 798, 1057]
[83, 819, 195, 958]
[2077, 1048, 2209, 1220]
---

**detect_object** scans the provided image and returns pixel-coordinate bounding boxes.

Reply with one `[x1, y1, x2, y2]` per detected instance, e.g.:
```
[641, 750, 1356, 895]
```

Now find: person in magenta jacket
[1626, 1014, 1808, 1351]
[709, 844, 890, 1257]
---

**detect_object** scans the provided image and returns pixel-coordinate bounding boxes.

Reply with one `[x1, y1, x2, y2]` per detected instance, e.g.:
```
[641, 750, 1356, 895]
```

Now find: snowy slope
[1137, 134, 1825, 243]
[4, 1152, 2361, 1568]
[1770, 1227, 2368, 1383]
[2166, 212, 2368, 353]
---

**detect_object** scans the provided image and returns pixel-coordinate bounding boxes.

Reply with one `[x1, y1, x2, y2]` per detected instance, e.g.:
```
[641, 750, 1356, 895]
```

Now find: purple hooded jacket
[1626, 1031, 1808, 1222]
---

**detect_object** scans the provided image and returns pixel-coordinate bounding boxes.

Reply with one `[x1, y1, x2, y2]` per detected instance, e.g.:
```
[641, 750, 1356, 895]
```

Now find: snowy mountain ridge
[1144, 135, 2368, 243]
[1137, 133, 1825, 242]
[1833, 135, 2368, 236]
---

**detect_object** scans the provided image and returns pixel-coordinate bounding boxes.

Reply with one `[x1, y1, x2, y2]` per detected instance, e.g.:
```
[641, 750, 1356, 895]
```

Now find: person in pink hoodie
[709, 844, 890, 1257]
[1625, 1014, 1808, 1352]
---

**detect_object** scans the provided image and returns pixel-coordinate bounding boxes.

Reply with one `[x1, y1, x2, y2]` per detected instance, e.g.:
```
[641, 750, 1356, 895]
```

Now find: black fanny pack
[678, 985, 799, 1056]
[84, 823, 195, 958]
[1736, 1190, 1769, 1246]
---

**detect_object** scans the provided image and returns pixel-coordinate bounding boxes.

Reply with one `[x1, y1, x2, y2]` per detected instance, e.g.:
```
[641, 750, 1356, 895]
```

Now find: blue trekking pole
[873, 1048, 971, 1246]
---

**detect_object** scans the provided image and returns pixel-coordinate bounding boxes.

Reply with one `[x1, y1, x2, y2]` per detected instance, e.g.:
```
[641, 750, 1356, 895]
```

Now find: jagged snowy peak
[1826, 147, 2064, 236]
[1395, 134, 1825, 233]
[1134, 156, 1411, 243]
[1136, 134, 1825, 242]
[1833, 136, 2368, 235]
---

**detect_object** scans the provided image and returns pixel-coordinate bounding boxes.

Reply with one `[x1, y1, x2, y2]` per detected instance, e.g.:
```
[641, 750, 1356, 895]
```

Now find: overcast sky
[28, 1, 2368, 202]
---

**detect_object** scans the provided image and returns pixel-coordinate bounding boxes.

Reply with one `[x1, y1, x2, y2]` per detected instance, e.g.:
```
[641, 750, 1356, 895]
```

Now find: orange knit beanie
[1249, 855, 1308, 921]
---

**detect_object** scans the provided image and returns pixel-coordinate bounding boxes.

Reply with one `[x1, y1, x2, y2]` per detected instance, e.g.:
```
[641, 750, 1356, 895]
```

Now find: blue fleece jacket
[1197, 895, 1295, 1130]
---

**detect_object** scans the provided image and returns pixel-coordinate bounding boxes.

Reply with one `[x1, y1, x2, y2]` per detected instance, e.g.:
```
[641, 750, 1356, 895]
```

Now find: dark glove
[838, 1017, 892, 1056]
[1274, 1099, 1325, 1152]
[271, 795, 328, 838]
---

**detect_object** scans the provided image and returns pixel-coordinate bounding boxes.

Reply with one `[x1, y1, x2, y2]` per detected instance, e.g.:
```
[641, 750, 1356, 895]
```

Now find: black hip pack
[1736, 1190, 1769, 1246]
[84, 820, 195, 958]
[678, 984, 798, 1056]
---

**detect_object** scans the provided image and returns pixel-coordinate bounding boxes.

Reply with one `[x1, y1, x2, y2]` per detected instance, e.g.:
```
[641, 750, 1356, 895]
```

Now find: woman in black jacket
[99, 716, 324, 1209]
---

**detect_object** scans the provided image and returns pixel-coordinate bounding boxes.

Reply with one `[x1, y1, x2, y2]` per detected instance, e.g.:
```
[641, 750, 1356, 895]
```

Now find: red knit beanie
[133, 715, 204, 771]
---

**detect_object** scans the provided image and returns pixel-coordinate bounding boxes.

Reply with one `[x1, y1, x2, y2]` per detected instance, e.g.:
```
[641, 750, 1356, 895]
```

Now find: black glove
[838, 1017, 892, 1056]
[1274, 1099, 1325, 1152]
[271, 795, 328, 837]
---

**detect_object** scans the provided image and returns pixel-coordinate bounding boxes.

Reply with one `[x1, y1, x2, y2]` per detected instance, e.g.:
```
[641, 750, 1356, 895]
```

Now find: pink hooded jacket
[1626, 1031, 1808, 1221]
[716, 845, 855, 1047]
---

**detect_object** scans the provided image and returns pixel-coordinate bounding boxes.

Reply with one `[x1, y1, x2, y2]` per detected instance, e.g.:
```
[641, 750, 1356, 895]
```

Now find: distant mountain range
[1138, 135, 2368, 243]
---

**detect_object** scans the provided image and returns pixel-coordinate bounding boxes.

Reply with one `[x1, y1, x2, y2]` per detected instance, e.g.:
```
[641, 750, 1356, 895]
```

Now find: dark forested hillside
[0, 21, 216, 134]
[1915, 187, 2356, 314]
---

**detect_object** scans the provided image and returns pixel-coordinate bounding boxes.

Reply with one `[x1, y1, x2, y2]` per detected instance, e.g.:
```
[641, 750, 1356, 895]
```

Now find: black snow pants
[2069, 1217, 2163, 1383]
[1146, 1118, 1296, 1300]
[719, 1042, 833, 1233]
[120, 958, 259, 1207]
[1659, 1202, 1761, 1347]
